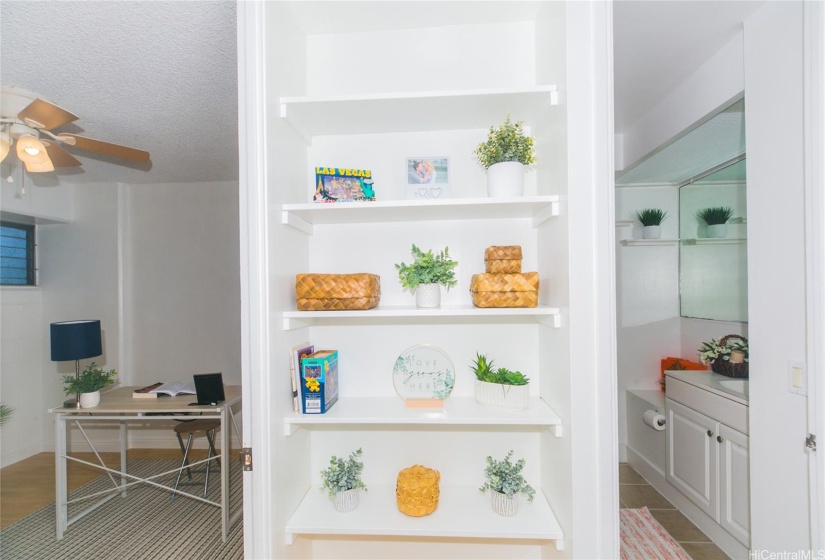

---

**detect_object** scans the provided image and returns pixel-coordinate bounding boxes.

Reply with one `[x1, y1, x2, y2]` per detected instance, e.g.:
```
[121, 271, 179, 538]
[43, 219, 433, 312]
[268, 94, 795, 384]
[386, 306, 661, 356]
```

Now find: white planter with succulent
[636, 208, 668, 240]
[320, 448, 367, 513]
[471, 353, 529, 410]
[395, 244, 458, 309]
[62, 363, 117, 409]
[474, 115, 536, 197]
[480, 450, 536, 517]
[697, 206, 734, 239]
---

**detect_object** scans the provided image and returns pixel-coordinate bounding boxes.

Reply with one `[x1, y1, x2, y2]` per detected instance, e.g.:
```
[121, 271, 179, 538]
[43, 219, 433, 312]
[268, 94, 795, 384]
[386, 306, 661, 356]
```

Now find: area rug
[621, 507, 692, 560]
[0, 459, 243, 560]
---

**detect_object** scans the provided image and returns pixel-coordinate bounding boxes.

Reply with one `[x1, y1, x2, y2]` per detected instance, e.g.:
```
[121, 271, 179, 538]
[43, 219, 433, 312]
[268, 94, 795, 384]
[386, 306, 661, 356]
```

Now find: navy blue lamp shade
[50, 320, 102, 361]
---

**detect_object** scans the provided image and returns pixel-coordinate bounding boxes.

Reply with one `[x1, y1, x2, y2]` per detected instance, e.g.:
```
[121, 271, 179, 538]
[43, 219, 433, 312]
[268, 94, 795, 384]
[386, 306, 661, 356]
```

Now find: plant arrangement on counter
[697, 206, 735, 238]
[471, 353, 530, 410]
[63, 363, 117, 408]
[474, 114, 536, 197]
[395, 244, 458, 309]
[698, 334, 749, 379]
[635, 208, 668, 240]
[480, 450, 536, 516]
[320, 448, 367, 513]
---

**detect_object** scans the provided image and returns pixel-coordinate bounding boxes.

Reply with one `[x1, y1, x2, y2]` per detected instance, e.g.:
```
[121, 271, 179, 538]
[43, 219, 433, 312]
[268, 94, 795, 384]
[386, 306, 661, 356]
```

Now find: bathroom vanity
[665, 370, 750, 548]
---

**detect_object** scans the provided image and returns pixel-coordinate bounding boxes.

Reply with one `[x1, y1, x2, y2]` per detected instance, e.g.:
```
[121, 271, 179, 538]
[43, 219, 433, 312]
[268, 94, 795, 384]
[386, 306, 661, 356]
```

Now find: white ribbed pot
[415, 283, 442, 308]
[475, 380, 529, 410]
[707, 224, 728, 238]
[333, 489, 360, 513]
[491, 490, 518, 517]
[642, 225, 662, 239]
[79, 390, 101, 409]
[487, 162, 525, 197]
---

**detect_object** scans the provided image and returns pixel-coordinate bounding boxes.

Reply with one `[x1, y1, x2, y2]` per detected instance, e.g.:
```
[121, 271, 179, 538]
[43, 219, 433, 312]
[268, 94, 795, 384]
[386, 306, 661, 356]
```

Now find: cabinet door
[666, 398, 719, 519]
[719, 424, 750, 547]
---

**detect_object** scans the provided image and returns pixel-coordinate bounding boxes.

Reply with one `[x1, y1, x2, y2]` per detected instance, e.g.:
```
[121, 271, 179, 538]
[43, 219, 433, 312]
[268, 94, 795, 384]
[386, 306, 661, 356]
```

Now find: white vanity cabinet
[665, 372, 750, 548]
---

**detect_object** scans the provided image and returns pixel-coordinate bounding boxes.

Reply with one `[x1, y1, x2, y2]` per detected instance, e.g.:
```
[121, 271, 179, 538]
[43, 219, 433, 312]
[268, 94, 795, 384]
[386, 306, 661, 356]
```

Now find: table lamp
[50, 320, 102, 408]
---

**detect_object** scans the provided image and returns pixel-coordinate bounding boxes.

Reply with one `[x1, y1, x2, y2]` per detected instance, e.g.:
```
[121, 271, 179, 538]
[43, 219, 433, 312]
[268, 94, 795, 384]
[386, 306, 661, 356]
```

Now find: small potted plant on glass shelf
[697, 206, 734, 238]
[474, 114, 537, 197]
[480, 450, 536, 516]
[395, 244, 458, 308]
[63, 363, 117, 408]
[471, 353, 530, 410]
[636, 208, 668, 240]
[321, 448, 367, 513]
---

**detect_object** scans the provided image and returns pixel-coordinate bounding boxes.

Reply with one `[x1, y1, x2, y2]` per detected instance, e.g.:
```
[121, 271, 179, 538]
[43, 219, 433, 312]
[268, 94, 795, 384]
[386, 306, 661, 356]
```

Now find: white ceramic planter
[707, 224, 728, 238]
[333, 488, 360, 513]
[642, 225, 662, 239]
[79, 390, 101, 409]
[487, 162, 525, 197]
[491, 490, 518, 517]
[475, 380, 529, 410]
[415, 283, 441, 308]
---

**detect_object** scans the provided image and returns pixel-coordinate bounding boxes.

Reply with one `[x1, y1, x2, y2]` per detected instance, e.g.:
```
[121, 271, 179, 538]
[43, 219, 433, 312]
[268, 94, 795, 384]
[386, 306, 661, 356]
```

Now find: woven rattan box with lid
[485, 245, 523, 274]
[470, 272, 539, 308]
[295, 273, 380, 311]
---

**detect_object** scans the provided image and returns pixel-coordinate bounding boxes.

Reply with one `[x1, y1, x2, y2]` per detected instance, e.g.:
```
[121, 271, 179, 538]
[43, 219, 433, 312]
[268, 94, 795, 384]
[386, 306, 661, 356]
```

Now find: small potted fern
[697, 206, 734, 238]
[395, 244, 458, 308]
[474, 115, 536, 197]
[320, 448, 367, 513]
[636, 208, 668, 240]
[62, 363, 117, 408]
[480, 450, 535, 516]
[471, 353, 530, 410]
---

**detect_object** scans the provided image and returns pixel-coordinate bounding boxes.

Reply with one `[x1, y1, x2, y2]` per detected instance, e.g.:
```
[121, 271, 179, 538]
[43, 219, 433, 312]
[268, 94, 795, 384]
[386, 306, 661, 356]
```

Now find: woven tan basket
[396, 465, 440, 517]
[486, 259, 522, 274]
[470, 272, 539, 308]
[710, 334, 749, 379]
[295, 274, 380, 311]
[485, 246, 523, 274]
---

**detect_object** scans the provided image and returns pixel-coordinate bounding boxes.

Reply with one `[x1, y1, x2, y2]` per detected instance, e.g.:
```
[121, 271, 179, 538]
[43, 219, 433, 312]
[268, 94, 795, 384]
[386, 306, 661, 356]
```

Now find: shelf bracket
[283, 316, 310, 331]
[532, 202, 559, 228]
[555, 538, 564, 551]
[537, 314, 561, 329]
[280, 104, 312, 146]
[283, 423, 299, 437]
[285, 532, 296, 545]
[549, 424, 563, 438]
[281, 210, 314, 235]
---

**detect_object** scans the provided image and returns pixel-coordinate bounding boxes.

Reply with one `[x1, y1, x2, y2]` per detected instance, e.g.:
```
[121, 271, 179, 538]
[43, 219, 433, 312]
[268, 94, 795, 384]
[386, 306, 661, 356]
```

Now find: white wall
[745, 1, 811, 551]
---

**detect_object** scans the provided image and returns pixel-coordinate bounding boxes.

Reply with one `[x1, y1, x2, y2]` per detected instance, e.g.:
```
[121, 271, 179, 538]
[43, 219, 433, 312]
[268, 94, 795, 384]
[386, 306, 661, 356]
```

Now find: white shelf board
[282, 196, 560, 233]
[682, 238, 746, 245]
[615, 220, 634, 227]
[284, 397, 562, 435]
[619, 239, 679, 246]
[283, 304, 561, 330]
[285, 484, 563, 546]
[279, 85, 558, 137]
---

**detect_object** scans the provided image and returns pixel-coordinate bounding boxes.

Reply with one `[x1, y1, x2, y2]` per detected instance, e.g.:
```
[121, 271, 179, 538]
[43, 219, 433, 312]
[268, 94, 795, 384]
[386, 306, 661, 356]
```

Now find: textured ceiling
[0, 1, 237, 185]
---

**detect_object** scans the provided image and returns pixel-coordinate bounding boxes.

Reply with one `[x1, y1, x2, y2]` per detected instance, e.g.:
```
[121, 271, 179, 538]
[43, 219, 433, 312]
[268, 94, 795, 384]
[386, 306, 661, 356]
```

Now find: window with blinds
[0, 222, 36, 286]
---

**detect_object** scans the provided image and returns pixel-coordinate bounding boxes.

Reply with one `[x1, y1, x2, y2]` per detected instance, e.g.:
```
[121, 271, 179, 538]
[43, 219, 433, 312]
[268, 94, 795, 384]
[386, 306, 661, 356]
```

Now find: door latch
[241, 447, 253, 470]
[806, 434, 817, 452]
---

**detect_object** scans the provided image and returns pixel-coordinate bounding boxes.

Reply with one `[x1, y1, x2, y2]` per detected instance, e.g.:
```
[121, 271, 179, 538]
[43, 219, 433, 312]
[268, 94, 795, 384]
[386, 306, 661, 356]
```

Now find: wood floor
[0, 448, 218, 529]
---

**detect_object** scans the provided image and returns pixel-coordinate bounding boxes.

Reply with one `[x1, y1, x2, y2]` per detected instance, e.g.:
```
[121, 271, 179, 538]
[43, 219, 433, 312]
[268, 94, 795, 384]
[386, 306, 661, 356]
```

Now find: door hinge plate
[241, 447, 253, 470]
[806, 434, 817, 452]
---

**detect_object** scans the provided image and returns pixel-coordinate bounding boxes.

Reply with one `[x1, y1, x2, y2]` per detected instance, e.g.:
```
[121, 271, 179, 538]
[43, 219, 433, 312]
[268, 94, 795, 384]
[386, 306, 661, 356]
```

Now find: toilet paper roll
[643, 409, 666, 431]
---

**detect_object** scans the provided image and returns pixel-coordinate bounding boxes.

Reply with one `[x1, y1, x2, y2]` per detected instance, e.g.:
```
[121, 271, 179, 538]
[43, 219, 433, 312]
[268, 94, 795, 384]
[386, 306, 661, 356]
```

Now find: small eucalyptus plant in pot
[636, 208, 668, 240]
[697, 206, 734, 238]
[321, 448, 367, 513]
[474, 115, 536, 197]
[471, 353, 530, 410]
[480, 450, 536, 516]
[395, 244, 458, 308]
[63, 363, 117, 408]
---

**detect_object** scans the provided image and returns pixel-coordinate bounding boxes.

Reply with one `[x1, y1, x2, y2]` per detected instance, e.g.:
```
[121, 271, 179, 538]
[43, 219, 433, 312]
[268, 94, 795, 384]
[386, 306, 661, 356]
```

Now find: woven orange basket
[470, 272, 539, 308]
[484, 246, 522, 274]
[396, 465, 440, 517]
[295, 273, 380, 311]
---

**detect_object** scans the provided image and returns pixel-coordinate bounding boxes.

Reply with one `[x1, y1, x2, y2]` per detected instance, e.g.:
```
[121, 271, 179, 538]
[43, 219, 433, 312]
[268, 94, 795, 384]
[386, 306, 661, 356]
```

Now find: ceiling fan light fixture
[0, 132, 10, 163]
[16, 134, 49, 164]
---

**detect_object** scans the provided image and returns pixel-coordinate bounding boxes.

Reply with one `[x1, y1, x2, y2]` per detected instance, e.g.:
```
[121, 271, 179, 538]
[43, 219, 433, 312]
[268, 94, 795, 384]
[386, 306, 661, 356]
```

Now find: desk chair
[172, 419, 221, 499]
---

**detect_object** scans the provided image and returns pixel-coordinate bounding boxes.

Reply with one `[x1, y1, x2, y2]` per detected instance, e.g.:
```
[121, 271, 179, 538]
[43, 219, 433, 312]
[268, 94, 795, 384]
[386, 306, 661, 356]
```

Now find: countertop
[665, 369, 749, 406]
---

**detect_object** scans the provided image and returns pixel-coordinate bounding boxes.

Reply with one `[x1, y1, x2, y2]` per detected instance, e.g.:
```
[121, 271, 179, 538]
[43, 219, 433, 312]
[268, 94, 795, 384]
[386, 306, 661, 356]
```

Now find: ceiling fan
[0, 86, 150, 173]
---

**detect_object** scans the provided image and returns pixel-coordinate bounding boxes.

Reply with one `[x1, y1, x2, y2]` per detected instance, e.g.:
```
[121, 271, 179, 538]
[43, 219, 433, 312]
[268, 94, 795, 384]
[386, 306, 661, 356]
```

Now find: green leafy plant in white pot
[395, 244, 458, 308]
[480, 450, 536, 516]
[62, 362, 117, 408]
[636, 208, 668, 240]
[697, 206, 734, 238]
[321, 448, 367, 513]
[474, 115, 536, 197]
[471, 353, 530, 410]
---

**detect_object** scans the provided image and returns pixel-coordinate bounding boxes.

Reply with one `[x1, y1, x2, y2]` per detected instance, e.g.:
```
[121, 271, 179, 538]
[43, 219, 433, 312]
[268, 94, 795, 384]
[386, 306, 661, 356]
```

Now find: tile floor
[620, 463, 731, 560]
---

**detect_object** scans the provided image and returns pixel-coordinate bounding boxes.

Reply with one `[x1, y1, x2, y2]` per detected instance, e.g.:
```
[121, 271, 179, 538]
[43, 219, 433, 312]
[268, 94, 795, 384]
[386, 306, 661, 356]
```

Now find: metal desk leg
[55, 414, 67, 540]
[221, 404, 230, 542]
[120, 420, 128, 497]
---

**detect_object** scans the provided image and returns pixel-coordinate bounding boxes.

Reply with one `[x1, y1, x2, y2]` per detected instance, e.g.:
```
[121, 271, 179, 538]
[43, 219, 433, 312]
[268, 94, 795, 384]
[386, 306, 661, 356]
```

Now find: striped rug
[621, 507, 692, 560]
[0, 459, 243, 560]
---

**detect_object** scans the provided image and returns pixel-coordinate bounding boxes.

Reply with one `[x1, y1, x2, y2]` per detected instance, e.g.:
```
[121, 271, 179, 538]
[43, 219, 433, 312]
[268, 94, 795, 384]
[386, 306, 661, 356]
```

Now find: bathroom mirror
[679, 159, 748, 322]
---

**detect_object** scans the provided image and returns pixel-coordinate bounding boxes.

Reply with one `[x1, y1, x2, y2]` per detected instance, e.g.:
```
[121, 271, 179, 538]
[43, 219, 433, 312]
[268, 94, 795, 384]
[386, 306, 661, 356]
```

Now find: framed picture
[405, 157, 450, 200]
[314, 167, 376, 203]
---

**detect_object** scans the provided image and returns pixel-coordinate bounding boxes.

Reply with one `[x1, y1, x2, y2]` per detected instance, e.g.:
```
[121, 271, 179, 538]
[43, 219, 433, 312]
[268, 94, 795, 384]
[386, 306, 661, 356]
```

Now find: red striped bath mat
[621, 507, 692, 560]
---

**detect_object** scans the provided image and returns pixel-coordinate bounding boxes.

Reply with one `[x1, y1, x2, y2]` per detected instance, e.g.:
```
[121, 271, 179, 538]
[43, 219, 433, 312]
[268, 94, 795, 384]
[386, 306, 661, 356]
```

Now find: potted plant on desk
[63, 362, 117, 408]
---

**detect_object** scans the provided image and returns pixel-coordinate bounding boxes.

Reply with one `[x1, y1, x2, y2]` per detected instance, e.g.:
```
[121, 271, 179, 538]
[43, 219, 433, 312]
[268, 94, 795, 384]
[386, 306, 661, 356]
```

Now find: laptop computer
[193, 373, 225, 405]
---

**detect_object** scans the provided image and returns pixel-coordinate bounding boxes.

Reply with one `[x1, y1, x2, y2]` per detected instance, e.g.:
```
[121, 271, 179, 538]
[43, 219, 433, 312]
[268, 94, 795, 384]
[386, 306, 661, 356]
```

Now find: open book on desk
[149, 382, 196, 397]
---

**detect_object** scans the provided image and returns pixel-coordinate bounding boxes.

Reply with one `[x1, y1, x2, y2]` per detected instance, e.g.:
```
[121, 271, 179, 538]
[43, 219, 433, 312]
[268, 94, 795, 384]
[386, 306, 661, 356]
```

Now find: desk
[49, 385, 242, 542]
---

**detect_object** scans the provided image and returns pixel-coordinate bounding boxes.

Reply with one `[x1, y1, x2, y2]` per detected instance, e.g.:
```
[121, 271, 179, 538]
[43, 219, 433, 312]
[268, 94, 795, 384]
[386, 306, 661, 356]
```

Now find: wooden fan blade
[59, 134, 150, 163]
[41, 140, 81, 167]
[17, 98, 78, 130]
